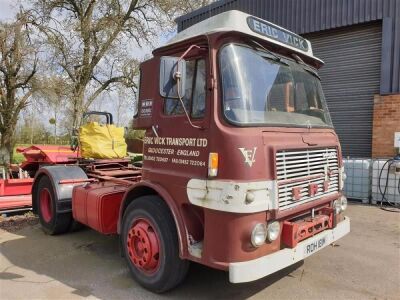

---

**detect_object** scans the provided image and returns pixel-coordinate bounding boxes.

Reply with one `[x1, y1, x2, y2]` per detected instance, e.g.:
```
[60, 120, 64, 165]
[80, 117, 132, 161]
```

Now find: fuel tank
[72, 182, 126, 234]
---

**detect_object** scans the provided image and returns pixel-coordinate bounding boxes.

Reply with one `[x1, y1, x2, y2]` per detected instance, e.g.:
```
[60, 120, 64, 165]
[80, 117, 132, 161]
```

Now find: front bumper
[229, 216, 350, 283]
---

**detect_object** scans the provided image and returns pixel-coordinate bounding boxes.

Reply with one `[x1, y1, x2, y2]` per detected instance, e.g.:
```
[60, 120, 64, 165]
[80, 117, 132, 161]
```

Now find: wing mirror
[159, 56, 186, 99]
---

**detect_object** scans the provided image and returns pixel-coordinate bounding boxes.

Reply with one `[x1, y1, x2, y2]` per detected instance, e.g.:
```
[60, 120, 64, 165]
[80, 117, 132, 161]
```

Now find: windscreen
[220, 44, 333, 128]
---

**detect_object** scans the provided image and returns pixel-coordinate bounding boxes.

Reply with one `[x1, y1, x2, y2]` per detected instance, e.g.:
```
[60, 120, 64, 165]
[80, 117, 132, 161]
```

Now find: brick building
[176, 0, 400, 158]
[372, 94, 400, 157]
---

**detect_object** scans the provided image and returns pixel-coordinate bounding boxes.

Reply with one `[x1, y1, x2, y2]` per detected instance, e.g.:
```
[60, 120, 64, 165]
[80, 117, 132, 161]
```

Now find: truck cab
[134, 11, 348, 282]
[32, 10, 350, 293]
[135, 9, 349, 279]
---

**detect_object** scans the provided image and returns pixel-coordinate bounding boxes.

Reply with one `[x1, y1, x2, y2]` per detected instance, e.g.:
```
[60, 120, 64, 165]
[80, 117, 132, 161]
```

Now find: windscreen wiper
[249, 39, 289, 65]
[304, 68, 321, 80]
[291, 53, 321, 80]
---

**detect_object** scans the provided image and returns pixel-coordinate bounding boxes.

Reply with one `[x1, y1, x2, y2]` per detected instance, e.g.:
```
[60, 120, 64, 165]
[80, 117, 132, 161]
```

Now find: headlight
[251, 223, 267, 247]
[340, 196, 348, 211]
[267, 221, 280, 242]
[333, 200, 341, 214]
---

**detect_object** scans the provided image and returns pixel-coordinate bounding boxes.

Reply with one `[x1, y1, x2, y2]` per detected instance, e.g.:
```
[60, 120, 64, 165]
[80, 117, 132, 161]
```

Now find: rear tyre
[122, 196, 189, 293]
[36, 176, 72, 235]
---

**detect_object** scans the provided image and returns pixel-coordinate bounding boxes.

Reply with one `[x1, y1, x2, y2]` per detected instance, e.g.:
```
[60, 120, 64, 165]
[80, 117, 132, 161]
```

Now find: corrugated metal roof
[176, 0, 400, 94]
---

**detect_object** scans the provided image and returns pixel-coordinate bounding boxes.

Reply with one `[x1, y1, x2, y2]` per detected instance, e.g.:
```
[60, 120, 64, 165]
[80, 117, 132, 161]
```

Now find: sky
[0, 0, 19, 21]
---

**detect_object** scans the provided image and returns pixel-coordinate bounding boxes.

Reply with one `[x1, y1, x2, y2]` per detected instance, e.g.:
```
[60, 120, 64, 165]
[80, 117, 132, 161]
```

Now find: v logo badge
[238, 147, 257, 167]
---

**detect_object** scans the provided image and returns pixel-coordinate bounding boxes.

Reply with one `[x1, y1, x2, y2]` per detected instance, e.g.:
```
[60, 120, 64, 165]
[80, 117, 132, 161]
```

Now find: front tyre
[122, 196, 189, 293]
[36, 176, 72, 235]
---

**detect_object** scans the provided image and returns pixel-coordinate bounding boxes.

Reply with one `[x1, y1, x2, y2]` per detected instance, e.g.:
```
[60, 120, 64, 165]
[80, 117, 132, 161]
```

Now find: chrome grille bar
[276, 148, 339, 210]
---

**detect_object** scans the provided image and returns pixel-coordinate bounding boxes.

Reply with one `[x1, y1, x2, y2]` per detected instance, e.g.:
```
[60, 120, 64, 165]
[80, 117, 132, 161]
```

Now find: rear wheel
[39, 188, 53, 223]
[36, 176, 72, 235]
[122, 196, 189, 293]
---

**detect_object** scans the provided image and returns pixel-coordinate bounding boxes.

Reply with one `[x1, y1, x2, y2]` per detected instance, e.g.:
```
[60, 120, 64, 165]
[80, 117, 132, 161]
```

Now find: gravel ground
[0, 212, 38, 233]
[0, 203, 399, 300]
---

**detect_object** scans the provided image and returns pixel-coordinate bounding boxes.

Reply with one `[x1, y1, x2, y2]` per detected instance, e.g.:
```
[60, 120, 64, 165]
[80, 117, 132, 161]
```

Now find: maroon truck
[32, 10, 350, 293]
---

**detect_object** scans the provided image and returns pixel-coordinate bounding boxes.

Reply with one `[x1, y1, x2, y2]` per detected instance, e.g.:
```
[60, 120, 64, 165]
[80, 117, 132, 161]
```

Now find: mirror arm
[172, 44, 206, 131]
[179, 44, 203, 60]
[176, 77, 204, 130]
[175, 44, 206, 77]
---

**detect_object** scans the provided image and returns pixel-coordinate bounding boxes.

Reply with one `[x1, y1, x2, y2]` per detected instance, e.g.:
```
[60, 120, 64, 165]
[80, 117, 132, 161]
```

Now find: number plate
[304, 235, 327, 257]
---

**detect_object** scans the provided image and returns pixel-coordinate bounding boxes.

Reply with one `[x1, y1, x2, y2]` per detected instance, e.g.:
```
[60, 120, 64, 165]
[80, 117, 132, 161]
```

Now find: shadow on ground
[0, 224, 303, 300]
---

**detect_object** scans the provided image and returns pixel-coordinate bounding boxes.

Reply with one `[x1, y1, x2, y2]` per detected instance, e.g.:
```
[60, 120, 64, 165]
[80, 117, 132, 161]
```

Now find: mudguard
[32, 166, 88, 214]
[118, 181, 188, 258]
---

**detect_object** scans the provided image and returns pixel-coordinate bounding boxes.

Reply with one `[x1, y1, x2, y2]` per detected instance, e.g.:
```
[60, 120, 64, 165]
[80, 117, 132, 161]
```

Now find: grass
[12, 144, 30, 164]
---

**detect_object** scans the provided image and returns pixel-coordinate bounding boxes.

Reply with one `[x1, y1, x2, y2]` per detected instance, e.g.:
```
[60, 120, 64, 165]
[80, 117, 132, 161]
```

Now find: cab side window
[164, 59, 206, 118]
[191, 59, 206, 118]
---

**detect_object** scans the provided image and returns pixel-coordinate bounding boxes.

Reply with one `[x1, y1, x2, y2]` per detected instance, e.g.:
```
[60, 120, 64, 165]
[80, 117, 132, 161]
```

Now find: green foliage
[129, 153, 143, 162]
[125, 129, 145, 140]
[12, 145, 28, 164]
[15, 120, 50, 144]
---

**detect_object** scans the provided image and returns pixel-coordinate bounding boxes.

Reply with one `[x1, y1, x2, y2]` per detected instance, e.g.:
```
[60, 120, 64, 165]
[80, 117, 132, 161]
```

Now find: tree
[0, 14, 38, 165]
[29, 0, 211, 129]
[28, 2, 150, 128]
[165, 0, 216, 15]
[34, 75, 71, 144]
[114, 79, 138, 126]
[15, 110, 50, 145]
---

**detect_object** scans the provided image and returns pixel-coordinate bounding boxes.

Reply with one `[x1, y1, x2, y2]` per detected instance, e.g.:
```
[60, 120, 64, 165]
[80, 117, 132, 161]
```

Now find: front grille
[276, 148, 339, 210]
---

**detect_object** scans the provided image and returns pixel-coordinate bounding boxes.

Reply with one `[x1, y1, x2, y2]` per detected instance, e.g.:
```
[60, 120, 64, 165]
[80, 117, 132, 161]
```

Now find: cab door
[143, 56, 210, 201]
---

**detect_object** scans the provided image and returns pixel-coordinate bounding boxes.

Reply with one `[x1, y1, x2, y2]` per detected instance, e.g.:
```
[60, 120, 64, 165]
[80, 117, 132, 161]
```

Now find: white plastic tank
[343, 158, 371, 202]
[371, 159, 400, 204]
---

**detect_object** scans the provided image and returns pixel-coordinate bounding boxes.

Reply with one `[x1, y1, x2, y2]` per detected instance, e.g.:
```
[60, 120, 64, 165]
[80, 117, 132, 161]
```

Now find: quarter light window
[164, 59, 206, 118]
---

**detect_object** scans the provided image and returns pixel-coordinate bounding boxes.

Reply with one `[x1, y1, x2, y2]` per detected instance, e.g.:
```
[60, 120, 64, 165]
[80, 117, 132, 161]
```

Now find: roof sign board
[247, 16, 309, 52]
[165, 10, 321, 64]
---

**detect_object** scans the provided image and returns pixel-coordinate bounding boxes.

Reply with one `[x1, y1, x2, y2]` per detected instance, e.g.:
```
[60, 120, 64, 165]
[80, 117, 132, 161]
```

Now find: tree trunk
[72, 88, 86, 129]
[0, 131, 13, 169]
[6, 140, 13, 166]
[0, 146, 11, 167]
[0, 107, 22, 166]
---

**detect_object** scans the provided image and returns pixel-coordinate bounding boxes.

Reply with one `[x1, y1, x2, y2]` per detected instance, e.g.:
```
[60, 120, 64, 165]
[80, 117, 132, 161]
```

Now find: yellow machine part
[79, 122, 127, 159]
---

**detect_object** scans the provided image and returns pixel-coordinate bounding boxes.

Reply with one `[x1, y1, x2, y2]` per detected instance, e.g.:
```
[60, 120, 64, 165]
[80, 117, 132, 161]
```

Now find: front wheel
[122, 196, 189, 293]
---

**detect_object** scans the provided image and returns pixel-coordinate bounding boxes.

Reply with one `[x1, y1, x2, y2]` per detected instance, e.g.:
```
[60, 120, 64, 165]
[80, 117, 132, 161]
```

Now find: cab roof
[166, 10, 323, 65]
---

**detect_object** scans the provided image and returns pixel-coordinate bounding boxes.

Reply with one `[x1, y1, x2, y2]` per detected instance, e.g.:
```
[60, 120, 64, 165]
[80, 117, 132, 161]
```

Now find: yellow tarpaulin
[79, 122, 127, 159]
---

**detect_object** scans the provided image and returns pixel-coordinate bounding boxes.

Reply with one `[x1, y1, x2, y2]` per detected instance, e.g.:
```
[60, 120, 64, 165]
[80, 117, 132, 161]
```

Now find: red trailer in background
[0, 145, 76, 213]
[0, 178, 33, 213]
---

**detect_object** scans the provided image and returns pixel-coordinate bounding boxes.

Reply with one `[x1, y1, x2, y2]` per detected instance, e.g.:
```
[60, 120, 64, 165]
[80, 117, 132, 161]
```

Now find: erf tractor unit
[32, 11, 350, 293]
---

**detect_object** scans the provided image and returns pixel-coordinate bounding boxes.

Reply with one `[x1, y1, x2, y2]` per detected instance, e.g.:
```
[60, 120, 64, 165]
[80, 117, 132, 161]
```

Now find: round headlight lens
[340, 196, 348, 211]
[267, 221, 280, 242]
[251, 223, 267, 247]
[333, 200, 341, 214]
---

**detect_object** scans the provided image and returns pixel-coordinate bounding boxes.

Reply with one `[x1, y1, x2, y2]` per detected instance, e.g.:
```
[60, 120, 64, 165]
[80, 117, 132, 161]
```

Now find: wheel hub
[127, 219, 160, 273]
[39, 188, 53, 223]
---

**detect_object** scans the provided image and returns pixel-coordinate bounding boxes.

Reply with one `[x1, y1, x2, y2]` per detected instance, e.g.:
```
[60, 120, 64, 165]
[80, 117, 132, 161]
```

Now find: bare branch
[85, 76, 125, 108]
